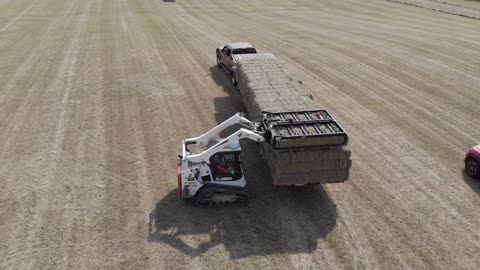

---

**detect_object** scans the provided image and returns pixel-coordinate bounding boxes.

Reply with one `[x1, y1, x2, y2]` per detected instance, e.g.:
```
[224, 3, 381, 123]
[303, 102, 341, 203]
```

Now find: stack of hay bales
[234, 54, 318, 121]
[261, 144, 352, 185]
[233, 55, 352, 185]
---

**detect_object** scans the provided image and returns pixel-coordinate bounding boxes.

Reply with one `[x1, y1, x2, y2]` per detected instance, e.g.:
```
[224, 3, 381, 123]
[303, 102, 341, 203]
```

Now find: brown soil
[1, 0, 479, 269]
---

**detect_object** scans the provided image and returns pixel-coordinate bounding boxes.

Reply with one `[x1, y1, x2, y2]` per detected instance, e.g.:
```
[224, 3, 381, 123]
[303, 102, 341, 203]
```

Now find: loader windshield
[209, 152, 243, 181]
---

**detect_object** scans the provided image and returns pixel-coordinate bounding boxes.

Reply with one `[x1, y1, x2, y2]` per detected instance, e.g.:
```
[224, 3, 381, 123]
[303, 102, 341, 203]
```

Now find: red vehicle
[465, 145, 480, 178]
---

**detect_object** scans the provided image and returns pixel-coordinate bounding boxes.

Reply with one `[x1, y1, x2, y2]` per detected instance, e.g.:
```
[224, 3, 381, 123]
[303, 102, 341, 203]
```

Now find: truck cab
[216, 42, 257, 86]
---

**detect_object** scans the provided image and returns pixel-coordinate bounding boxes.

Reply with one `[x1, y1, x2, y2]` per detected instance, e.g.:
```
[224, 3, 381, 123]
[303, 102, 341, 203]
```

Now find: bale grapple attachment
[262, 110, 348, 150]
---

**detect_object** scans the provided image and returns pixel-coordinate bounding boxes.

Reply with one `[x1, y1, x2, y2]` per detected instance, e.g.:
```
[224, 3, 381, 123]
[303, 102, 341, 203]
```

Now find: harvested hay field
[1, 0, 479, 269]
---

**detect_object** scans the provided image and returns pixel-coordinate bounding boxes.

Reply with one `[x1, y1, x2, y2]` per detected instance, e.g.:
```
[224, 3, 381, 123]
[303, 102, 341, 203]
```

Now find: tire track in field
[384, 0, 480, 20]
[426, 0, 480, 12]
[0, 0, 39, 32]
[0, 0, 80, 263]
[29, 1, 95, 268]
[0, 1, 92, 268]
[0, 0, 78, 156]
[345, 0, 480, 38]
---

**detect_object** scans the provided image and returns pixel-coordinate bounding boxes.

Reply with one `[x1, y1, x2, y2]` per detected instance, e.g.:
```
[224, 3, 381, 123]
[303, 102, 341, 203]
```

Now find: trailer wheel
[465, 158, 480, 178]
[231, 72, 238, 87]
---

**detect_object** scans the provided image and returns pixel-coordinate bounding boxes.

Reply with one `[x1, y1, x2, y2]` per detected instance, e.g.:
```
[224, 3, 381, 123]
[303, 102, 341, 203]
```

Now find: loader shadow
[148, 139, 338, 258]
[148, 182, 338, 259]
[463, 171, 480, 193]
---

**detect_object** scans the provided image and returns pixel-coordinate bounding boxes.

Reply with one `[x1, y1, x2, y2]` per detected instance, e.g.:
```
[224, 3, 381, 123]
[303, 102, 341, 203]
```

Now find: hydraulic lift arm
[183, 113, 261, 146]
[181, 113, 265, 164]
[184, 128, 264, 163]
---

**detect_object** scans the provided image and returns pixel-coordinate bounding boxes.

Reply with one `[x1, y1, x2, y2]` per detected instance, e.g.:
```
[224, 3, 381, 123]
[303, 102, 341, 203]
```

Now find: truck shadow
[148, 65, 338, 258]
[463, 171, 480, 193]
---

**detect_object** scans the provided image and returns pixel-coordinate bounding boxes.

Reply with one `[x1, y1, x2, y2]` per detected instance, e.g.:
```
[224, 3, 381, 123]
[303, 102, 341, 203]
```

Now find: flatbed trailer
[216, 43, 351, 186]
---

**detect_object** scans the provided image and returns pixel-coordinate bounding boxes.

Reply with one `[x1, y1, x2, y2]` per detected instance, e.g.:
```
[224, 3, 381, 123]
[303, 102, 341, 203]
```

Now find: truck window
[232, 47, 257, 54]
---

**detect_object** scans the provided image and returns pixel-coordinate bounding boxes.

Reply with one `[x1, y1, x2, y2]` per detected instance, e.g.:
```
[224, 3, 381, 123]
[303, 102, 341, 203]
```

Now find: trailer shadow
[147, 65, 338, 258]
[209, 65, 240, 101]
[463, 171, 480, 193]
[209, 66, 247, 137]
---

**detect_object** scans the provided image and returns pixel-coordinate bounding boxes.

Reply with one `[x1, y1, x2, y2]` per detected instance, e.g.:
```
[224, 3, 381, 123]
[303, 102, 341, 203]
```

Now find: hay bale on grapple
[261, 143, 352, 166]
[261, 142, 352, 185]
